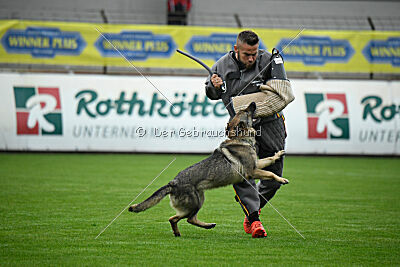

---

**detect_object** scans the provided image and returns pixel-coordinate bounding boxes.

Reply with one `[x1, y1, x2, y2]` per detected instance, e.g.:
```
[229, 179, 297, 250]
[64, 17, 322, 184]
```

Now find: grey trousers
[233, 116, 286, 216]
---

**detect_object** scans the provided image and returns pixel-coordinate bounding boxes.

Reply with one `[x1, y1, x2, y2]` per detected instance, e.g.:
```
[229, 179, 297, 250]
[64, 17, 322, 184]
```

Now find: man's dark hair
[237, 30, 259, 46]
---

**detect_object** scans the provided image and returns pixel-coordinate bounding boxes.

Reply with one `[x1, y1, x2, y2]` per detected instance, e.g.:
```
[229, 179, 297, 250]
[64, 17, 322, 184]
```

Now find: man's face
[234, 41, 259, 69]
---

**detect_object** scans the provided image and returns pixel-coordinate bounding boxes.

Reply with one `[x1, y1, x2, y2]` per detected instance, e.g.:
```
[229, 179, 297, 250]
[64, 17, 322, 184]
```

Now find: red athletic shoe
[243, 216, 252, 234]
[243, 209, 261, 234]
[250, 221, 267, 238]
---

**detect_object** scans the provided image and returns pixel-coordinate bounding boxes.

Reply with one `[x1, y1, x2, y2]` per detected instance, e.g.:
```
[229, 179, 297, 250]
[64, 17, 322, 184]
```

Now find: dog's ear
[225, 123, 232, 138]
[247, 102, 256, 113]
[227, 116, 239, 129]
[225, 122, 230, 135]
[225, 116, 239, 138]
[226, 127, 237, 138]
[225, 122, 234, 138]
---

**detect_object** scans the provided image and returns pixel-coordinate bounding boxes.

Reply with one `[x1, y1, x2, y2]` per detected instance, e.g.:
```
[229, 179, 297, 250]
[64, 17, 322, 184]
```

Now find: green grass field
[0, 153, 399, 266]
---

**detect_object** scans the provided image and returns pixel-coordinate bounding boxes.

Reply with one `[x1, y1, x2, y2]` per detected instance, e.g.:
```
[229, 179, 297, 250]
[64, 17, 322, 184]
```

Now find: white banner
[0, 73, 399, 155]
[0, 73, 228, 153]
[285, 80, 400, 155]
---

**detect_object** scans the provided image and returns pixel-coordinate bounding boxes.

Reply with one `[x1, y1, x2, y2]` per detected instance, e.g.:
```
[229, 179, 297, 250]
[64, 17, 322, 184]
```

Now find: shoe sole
[252, 227, 267, 238]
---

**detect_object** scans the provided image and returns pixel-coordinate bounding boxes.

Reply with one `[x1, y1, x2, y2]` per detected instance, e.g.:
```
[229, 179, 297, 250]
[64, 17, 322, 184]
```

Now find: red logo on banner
[14, 86, 63, 135]
[305, 93, 349, 140]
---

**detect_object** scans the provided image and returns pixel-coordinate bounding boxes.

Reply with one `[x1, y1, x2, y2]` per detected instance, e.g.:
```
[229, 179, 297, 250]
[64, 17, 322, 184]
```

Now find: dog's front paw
[275, 150, 285, 158]
[279, 178, 289, 184]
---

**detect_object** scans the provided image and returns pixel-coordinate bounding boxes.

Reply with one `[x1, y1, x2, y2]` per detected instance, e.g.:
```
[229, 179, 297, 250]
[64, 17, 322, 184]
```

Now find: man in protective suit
[205, 30, 294, 238]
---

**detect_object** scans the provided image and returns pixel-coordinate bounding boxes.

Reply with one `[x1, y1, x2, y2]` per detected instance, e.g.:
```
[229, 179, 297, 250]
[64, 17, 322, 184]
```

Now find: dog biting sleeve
[232, 80, 295, 118]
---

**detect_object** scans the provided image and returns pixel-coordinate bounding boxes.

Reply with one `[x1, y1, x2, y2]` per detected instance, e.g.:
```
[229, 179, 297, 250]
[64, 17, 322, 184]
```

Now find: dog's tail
[129, 184, 172, 213]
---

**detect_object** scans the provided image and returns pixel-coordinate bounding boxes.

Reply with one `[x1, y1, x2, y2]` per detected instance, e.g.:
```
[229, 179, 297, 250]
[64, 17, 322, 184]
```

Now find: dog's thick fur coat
[129, 103, 288, 236]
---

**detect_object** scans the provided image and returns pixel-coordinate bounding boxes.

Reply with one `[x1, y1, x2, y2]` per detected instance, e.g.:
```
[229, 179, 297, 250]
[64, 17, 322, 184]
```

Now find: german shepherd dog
[129, 102, 289, 236]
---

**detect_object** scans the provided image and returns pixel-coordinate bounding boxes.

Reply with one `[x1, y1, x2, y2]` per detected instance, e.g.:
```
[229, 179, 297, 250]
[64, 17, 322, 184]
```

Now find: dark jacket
[205, 49, 286, 153]
[205, 50, 277, 118]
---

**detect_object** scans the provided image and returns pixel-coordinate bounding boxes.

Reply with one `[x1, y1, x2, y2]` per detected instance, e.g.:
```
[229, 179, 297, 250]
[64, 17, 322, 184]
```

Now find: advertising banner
[0, 73, 228, 153]
[0, 73, 399, 155]
[0, 20, 399, 74]
[285, 80, 400, 155]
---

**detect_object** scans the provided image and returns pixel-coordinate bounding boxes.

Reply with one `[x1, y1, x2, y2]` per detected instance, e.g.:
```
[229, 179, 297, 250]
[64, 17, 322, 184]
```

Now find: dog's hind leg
[169, 214, 184, 237]
[187, 214, 216, 229]
[169, 190, 200, 237]
[186, 191, 216, 229]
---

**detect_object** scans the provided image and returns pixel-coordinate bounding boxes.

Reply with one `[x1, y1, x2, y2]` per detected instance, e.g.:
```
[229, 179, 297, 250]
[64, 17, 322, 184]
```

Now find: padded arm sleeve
[232, 79, 295, 118]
